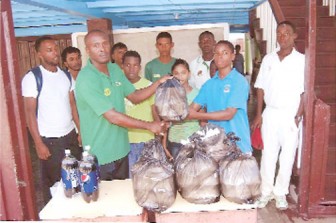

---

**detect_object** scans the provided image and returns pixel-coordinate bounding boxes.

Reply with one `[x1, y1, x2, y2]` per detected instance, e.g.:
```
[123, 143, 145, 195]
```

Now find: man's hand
[157, 74, 173, 84]
[187, 108, 199, 120]
[148, 121, 169, 136]
[35, 141, 51, 160]
[251, 115, 262, 131]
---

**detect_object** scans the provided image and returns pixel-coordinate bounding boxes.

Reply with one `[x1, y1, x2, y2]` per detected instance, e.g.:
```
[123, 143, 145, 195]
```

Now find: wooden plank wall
[15, 34, 72, 77]
[1, 0, 38, 220]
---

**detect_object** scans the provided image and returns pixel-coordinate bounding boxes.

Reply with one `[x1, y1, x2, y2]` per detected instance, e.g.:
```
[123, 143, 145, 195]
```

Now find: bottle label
[80, 171, 98, 193]
[61, 169, 79, 190]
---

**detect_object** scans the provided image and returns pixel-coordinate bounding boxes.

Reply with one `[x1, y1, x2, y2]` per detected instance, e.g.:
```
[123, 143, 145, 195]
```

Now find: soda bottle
[61, 149, 80, 198]
[79, 151, 99, 203]
[83, 145, 100, 182]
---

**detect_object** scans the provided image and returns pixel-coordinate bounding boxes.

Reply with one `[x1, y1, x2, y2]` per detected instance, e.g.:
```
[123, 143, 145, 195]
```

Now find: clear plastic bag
[219, 153, 261, 204]
[189, 123, 238, 163]
[155, 78, 188, 121]
[131, 139, 176, 212]
[175, 146, 220, 204]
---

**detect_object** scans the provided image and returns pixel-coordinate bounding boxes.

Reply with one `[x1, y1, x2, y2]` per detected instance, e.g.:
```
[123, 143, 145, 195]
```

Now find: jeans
[40, 129, 81, 205]
[99, 155, 129, 181]
[128, 142, 145, 178]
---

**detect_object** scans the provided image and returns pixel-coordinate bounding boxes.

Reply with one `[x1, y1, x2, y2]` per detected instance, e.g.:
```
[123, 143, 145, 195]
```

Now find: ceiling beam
[14, 24, 87, 37]
[87, 0, 259, 8]
[102, 5, 252, 13]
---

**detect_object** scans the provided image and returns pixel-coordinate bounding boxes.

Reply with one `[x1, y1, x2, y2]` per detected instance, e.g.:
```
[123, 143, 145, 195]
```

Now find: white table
[39, 180, 145, 222]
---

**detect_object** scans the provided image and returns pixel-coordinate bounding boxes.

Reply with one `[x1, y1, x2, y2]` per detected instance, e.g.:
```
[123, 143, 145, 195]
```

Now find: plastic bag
[131, 139, 176, 212]
[219, 153, 261, 204]
[155, 78, 188, 121]
[175, 146, 220, 204]
[189, 123, 238, 162]
[251, 127, 263, 150]
[140, 138, 168, 162]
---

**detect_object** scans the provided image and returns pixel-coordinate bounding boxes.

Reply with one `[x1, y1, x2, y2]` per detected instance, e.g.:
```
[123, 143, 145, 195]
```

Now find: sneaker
[275, 195, 288, 210]
[255, 194, 274, 208]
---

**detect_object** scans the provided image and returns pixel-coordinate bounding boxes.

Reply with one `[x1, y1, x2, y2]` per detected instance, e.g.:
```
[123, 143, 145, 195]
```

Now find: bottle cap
[84, 145, 91, 152]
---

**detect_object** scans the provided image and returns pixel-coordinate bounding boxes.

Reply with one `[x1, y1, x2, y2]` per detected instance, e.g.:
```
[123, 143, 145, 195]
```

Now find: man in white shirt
[251, 21, 305, 210]
[22, 36, 81, 205]
[189, 31, 216, 90]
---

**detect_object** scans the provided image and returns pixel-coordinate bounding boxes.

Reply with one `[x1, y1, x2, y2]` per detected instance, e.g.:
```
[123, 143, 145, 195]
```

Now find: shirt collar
[197, 55, 213, 64]
[274, 47, 298, 57]
[213, 68, 236, 80]
[86, 59, 114, 78]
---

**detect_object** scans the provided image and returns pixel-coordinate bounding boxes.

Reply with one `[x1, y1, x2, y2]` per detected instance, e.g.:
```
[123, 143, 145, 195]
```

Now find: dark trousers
[40, 129, 81, 204]
[99, 155, 129, 181]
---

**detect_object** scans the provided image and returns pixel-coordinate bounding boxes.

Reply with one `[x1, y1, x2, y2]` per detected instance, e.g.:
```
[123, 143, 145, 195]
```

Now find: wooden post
[1, 0, 37, 220]
[297, 0, 317, 217]
[87, 18, 114, 45]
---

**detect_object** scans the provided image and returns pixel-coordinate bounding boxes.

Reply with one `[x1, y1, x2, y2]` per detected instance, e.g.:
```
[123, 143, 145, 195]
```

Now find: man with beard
[189, 31, 216, 90]
[22, 36, 81, 205]
[61, 46, 82, 81]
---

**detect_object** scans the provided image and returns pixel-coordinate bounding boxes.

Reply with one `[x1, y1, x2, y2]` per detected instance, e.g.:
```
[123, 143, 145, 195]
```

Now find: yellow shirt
[125, 78, 155, 143]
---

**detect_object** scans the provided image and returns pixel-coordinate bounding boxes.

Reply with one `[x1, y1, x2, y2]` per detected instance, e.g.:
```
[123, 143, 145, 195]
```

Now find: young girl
[167, 59, 201, 159]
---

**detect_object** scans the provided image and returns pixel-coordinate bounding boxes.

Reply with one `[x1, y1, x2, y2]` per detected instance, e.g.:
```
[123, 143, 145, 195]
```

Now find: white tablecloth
[39, 179, 143, 220]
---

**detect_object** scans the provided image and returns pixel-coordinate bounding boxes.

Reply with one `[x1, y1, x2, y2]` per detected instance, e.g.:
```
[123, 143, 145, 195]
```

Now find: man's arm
[188, 102, 237, 121]
[251, 88, 264, 130]
[69, 91, 81, 145]
[103, 108, 166, 135]
[295, 93, 304, 126]
[23, 97, 51, 160]
[126, 75, 171, 104]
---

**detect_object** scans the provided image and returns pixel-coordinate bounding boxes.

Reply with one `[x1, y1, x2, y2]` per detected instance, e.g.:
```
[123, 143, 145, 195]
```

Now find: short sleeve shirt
[189, 55, 212, 90]
[168, 88, 200, 143]
[75, 60, 135, 165]
[21, 65, 75, 137]
[144, 58, 176, 82]
[194, 68, 252, 153]
[255, 48, 304, 114]
[125, 78, 155, 143]
[233, 53, 244, 75]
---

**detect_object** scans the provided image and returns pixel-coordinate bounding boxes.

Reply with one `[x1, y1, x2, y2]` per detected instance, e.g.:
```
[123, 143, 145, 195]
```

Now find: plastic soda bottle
[61, 149, 80, 198]
[79, 151, 99, 203]
[83, 145, 100, 182]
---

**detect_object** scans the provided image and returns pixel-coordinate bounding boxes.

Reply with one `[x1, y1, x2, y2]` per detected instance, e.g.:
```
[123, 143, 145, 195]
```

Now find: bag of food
[131, 139, 176, 212]
[155, 78, 188, 121]
[140, 138, 168, 162]
[219, 153, 261, 204]
[175, 147, 220, 204]
[189, 123, 238, 163]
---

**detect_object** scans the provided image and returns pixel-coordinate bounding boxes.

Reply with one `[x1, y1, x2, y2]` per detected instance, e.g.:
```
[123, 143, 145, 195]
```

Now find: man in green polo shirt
[75, 30, 170, 180]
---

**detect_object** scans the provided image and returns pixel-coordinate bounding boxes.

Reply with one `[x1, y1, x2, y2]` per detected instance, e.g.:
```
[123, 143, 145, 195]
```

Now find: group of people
[22, 20, 304, 212]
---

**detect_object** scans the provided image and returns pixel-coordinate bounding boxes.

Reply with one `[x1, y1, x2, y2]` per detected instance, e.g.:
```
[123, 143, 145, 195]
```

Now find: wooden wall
[15, 34, 72, 77]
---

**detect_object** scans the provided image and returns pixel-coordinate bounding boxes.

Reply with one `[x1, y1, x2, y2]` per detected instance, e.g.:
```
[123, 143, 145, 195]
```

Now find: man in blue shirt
[188, 40, 252, 154]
